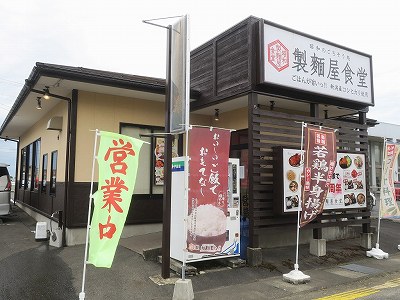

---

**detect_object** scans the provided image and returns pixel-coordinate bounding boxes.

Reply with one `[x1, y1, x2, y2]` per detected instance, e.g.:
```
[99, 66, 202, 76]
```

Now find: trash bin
[240, 217, 249, 259]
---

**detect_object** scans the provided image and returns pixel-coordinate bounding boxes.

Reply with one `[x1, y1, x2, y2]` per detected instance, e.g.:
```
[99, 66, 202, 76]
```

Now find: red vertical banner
[187, 126, 231, 254]
[300, 125, 337, 227]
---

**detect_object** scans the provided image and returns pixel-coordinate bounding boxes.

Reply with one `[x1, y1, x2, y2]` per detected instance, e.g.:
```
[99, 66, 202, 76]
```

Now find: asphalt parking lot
[2, 204, 400, 300]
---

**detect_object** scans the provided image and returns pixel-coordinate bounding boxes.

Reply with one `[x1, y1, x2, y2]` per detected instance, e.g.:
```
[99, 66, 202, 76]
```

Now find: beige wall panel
[18, 101, 68, 181]
[210, 107, 248, 130]
[75, 92, 249, 182]
[190, 113, 211, 126]
[75, 91, 166, 182]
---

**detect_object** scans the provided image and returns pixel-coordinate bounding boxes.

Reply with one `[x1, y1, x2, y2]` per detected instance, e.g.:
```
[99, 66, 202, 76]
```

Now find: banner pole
[181, 127, 190, 280]
[376, 138, 387, 248]
[366, 137, 389, 259]
[283, 122, 310, 283]
[294, 122, 306, 270]
[181, 14, 190, 281]
[79, 129, 100, 300]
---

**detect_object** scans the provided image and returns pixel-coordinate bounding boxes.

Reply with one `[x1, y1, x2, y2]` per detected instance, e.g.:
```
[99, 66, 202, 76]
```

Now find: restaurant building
[0, 16, 376, 254]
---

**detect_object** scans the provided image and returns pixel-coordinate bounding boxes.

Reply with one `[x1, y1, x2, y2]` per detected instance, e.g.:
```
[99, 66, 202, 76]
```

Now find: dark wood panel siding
[38, 185, 54, 216]
[191, 17, 260, 108]
[216, 23, 250, 95]
[16, 182, 65, 220]
[249, 105, 371, 245]
[191, 47, 214, 100]
[67, 182, 163, 228]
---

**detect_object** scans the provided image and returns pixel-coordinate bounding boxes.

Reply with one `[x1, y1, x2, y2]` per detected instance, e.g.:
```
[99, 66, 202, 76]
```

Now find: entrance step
[120, 231, 162, 261]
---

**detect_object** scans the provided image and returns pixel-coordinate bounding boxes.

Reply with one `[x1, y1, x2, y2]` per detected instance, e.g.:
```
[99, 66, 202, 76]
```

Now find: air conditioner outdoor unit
[46, 116, 63, 131]
[35, 222, 48, 241]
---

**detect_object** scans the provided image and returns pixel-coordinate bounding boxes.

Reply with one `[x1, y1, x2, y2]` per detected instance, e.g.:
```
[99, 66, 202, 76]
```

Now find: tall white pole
[181, 14, 190, 281]
[294, 122, 306, 270]
[376, 138, 387, 248]
[283, 122, 310, 283]
[79, 129, 100, 300]
[182, 128, 190, 280]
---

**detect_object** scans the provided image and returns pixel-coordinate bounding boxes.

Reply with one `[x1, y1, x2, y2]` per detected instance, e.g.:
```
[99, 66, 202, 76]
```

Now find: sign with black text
[263, 21, 373, 105]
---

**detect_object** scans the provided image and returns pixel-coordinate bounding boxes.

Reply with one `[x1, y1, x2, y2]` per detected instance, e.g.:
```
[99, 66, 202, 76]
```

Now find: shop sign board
[169, 15, 190, 133]
[262, 21, 373, 106]
[283, 149, 366, 213]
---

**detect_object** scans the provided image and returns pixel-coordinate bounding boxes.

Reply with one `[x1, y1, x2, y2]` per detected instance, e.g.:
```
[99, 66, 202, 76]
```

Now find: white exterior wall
[368, 122, 400, 193]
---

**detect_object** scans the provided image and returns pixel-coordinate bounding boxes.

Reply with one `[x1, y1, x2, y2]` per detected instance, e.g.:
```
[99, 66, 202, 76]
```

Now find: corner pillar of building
[247, 247, 262, 266]
[360, 232, 373, 250]
[309, 238, 326, 257]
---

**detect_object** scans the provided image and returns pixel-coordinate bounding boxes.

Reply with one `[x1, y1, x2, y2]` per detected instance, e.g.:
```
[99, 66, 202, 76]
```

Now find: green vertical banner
[88, 131, 144, 268]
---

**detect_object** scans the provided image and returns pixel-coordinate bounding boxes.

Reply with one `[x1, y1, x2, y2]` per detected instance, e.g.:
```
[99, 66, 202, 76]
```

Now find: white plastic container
[35, 222, 48, 240]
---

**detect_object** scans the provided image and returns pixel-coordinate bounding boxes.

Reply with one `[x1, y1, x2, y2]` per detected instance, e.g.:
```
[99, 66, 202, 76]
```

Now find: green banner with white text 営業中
[88, 131, 144, 268]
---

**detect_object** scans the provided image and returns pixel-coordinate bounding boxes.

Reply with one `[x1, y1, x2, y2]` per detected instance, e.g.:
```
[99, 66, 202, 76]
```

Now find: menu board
[283, 149, 302, 212]
[325, 153, 366, 209]
[282, 149, 366, 212]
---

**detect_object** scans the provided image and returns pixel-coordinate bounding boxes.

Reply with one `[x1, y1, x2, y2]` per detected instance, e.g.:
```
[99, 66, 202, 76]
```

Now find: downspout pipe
[31, 88, 71, 247]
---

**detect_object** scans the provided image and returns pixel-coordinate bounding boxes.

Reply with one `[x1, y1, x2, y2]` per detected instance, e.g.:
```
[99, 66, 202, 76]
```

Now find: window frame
[27, 145, 32, 190]
[50, 150, 58, 195]
[32, 139, 41, 191]
[41, 153, 48, 193]
[119, 123, 182, 196]
[19, 148, 27, 189]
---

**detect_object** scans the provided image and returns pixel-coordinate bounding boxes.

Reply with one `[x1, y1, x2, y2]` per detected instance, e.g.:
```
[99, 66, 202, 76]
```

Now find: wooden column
[359, 110, 371, 234]
[248, 93, 258, 247]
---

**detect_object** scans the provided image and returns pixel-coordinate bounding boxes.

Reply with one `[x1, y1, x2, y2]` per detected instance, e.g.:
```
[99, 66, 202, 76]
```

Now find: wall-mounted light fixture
[324, 109, 328, 119]
[36, 97, 42, 110]
[43, 86, 50, 100]
[270, 100, 275, 111]
[214, 109, 220, 121]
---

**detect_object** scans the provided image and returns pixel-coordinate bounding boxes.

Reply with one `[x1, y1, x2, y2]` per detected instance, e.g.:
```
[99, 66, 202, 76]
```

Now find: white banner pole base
[398, 245, 400, 251]
[79, 292, 85, 299]
[173, 279, 194, 300]
[366, 243, 389, 259]
[282, 263, 310, 284]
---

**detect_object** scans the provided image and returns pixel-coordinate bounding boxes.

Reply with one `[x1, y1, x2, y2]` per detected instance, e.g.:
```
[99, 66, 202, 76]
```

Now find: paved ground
[1, 204, 400, 300]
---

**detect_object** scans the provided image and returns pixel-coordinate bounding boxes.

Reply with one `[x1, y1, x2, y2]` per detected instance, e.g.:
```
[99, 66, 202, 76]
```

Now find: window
[19, 139, 41, 191]
[120, 124, 181, 195]
[121, 125, 156, 194]
[27, 145, 32, 189]
[33, 140, 41, 190]
[19, 148, 26, 188]
[50, 151, 58, 195]
[41, 154, 48, 193]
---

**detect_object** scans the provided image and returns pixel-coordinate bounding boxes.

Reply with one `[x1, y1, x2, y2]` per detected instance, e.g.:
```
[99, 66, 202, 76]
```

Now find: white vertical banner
[380, 142, 400, 217]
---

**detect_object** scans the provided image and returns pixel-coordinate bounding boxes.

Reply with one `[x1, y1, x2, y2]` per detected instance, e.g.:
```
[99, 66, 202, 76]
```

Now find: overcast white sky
[1, 0, 399, 175]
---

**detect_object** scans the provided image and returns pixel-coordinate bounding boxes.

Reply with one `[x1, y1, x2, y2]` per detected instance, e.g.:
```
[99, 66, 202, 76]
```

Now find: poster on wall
[325, 153, 367, 209]
[154, 137, 178, 185]
[282, 149, 366, 212]
[283, 149, 302, 212]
